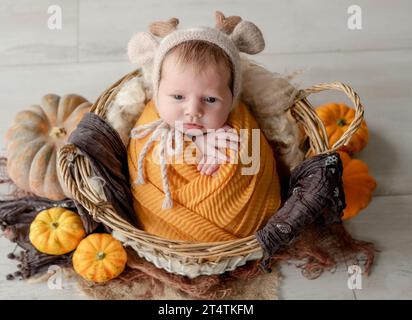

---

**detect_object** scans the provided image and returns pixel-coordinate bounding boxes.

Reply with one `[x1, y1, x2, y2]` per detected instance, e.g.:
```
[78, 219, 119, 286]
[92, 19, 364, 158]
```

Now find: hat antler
[149, 17, 179, 37]
[215, 11, 242, 34]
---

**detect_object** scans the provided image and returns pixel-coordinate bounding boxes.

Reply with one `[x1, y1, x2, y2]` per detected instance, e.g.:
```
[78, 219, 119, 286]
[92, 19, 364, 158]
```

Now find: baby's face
[157, 52, 233, 136]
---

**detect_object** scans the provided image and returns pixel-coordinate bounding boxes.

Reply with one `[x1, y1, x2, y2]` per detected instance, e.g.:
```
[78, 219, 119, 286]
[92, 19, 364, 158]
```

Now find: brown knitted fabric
[256, 152, 346, 271]
[68, 112, 139, 227]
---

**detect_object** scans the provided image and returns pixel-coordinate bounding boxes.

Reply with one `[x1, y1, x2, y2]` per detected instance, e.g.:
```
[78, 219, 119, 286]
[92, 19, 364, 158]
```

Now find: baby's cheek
[205, 109, 230, 129]
[158, 105, 182, 127]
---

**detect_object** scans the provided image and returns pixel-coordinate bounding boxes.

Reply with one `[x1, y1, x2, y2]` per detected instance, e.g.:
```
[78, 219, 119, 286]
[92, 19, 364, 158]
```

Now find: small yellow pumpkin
[29, 207, 86, 255]
[316, 103, 369, 153]
[72, 233, 127, 283]
[5, 94, 91, 200]
[339, 151, 377, 220]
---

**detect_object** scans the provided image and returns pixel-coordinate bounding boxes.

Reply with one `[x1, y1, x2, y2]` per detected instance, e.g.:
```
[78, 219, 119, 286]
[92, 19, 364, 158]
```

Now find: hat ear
[149, 17, 179, 37]
[230, 20, 265, 54]
[127, 31, 159, 66]
[215, 11, 242, 34]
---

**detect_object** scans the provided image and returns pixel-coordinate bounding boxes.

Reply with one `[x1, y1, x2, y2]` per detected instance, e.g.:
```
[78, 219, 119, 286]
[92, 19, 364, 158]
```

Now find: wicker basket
[57, 67, 364, 278]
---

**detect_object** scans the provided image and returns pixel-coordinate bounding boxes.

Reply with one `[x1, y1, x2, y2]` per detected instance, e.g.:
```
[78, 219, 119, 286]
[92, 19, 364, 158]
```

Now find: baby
[127, 13, 281, 242]
[156, 40, 239, 176]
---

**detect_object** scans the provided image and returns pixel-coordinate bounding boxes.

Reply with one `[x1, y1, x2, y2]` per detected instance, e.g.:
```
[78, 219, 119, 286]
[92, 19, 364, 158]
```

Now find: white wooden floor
[0, 0, 411, 300]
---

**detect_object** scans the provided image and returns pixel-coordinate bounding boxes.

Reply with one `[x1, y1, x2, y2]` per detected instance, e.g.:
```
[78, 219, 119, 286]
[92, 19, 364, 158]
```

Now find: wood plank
[0, 0, 78, 66]
[343, 195, 412, 299]
[0, 240, 89, 299]
[78, 0, 412, 62]
[279, 262, 356, 300]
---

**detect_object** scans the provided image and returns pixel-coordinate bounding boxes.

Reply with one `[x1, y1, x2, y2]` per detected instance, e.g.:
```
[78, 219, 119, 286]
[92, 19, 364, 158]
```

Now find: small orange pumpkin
[29, 207, 86, 255]
[5, 94, 91, 200]
[72, 233, 127, 283]
[339, 151, 377, 220]
[316, 103, 369, 153]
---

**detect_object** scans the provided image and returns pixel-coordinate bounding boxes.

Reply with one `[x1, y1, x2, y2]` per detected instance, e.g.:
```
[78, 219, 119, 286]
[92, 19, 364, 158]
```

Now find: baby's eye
[204, 97, 216, 104]
[173, 95, 184, 100]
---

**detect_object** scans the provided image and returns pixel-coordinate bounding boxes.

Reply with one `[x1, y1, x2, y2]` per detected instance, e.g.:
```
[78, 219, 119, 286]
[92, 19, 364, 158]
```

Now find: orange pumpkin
[72, 233, 127, 283]
[29, 207, 86, 255]
[316, 103, 369, 153]
[339, 151, 377, 220]
[5, 94, 91, 200]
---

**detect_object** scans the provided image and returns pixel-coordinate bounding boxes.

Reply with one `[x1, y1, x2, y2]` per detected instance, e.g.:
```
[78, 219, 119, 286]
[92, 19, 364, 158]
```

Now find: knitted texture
[128, 99, 281, 242]
[151, 27, 242, 110]
[127, 11, 266, 112]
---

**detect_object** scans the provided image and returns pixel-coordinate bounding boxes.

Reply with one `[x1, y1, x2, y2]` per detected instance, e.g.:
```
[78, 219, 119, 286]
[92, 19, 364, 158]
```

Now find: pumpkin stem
[336, 119, 347, 126]
[96, 252, 106, 260]
[49, 127, 67, 138]
[51, 222, 59, 229]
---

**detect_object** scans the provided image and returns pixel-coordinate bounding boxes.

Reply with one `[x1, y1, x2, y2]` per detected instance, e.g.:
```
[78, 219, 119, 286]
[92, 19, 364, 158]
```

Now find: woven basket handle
[291, 81, 365, 155]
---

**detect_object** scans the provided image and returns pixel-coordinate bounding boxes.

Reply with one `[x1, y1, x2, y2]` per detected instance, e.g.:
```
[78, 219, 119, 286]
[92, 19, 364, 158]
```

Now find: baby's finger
[197, 162, 204, 171]
[205, 164, 219, 176]
[216, 131, 239, 142]
[216, 139, 239, 152]
[205, 145, 229, 163]
[208, 155, 222, 165]
[201, 163, 211, 175]
[216, 150, 229, 163]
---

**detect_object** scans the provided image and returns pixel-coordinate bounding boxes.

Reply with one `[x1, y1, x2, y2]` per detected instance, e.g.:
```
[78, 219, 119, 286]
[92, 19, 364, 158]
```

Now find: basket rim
[57, 65, 365, 260]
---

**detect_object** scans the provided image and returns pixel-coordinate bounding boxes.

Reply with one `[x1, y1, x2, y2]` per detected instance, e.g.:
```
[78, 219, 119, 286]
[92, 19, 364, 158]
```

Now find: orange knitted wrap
[128, 100, 281, 242]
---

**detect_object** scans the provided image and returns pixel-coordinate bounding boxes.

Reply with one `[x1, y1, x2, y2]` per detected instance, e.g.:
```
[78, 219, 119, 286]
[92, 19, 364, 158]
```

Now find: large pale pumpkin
[339, 151, 377, 220]
[316, 103, 369, 153]
[5, 94, 91, 200]
[29, 207, 86, 255]
[73, 233, 127, 283]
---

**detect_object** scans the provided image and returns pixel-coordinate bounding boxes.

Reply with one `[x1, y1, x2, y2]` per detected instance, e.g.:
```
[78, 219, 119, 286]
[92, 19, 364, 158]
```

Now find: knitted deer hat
[127, 11, 266, 111]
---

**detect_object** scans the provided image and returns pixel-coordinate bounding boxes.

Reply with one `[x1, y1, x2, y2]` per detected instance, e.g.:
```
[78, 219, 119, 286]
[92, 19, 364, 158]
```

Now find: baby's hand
[197, 157, 221, 176]
[193, 125, 239, 176]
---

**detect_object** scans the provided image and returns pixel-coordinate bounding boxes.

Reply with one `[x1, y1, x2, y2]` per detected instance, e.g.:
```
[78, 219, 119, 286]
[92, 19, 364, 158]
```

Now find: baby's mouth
[183, 123, 204, 129]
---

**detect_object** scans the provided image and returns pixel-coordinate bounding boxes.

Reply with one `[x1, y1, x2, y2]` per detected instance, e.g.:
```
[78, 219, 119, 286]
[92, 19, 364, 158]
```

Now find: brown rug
[75, 249, 279, 300]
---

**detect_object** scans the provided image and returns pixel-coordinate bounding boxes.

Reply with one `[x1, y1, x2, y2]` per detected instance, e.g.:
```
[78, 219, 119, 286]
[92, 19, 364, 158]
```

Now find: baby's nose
[185, 101, 203, 118]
